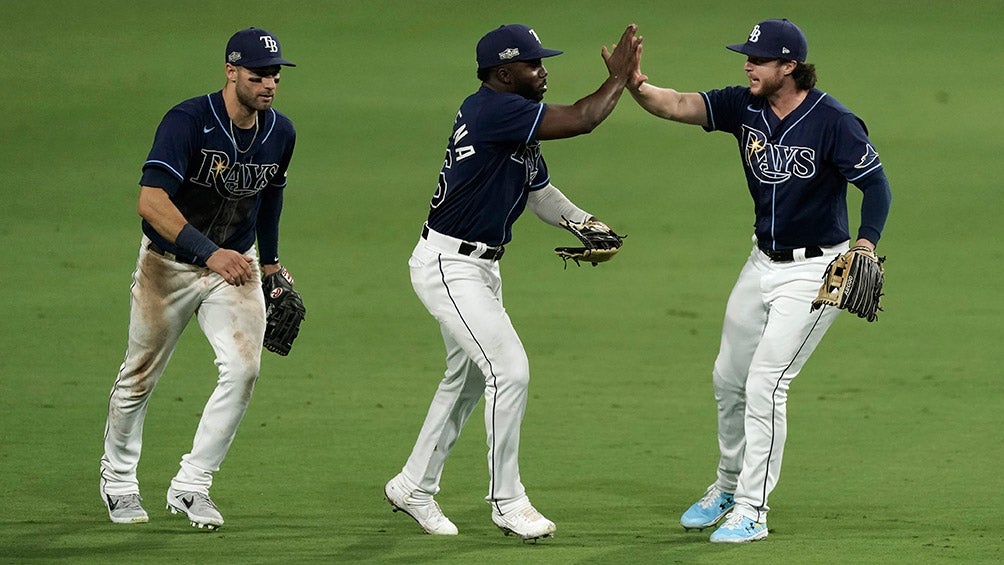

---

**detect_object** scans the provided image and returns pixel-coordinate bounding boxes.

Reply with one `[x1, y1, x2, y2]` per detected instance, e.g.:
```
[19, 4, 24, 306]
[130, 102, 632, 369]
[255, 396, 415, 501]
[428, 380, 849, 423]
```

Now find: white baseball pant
[711, 241, 848, 523]
[400, 228, 532, 514]
[100, 236, 265, 496]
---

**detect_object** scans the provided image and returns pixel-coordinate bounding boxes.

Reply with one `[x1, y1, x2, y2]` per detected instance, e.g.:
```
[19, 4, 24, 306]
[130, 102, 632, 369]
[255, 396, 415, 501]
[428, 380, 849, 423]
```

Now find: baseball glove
[811, 246, 886, 322]
[262, 267, 306, 355]
[554, 217, 625, 267]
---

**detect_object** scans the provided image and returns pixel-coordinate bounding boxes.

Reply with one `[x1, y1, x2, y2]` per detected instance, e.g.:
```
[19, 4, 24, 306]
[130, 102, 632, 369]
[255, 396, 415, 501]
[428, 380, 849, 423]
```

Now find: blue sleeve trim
[143, 160, 184, 181]
[526, 104, 546, 144]
[700, 92, 715, 131]
[529, 174, 550, 189]
[847, 163, 883, 183]
[260, 108, 277, 144]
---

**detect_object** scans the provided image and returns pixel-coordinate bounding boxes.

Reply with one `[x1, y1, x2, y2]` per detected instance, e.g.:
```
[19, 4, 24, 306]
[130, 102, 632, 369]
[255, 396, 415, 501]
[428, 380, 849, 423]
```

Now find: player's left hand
[554, 217, 625, 268]
[811, 246, 885, 322]
[262, 267, 306, 355]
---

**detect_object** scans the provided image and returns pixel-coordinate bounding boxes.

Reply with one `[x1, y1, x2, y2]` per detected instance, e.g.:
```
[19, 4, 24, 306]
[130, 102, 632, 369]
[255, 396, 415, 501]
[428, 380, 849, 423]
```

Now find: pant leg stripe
[436, 255, 503, 512]
[759, 306, 827, 522]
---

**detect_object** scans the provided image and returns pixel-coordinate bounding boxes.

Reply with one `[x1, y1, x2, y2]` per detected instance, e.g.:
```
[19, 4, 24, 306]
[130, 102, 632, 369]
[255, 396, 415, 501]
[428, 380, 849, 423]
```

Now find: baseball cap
[476, 24, 563, 70]
[225, 27, 296, 68]
[727, 19, 807, 62]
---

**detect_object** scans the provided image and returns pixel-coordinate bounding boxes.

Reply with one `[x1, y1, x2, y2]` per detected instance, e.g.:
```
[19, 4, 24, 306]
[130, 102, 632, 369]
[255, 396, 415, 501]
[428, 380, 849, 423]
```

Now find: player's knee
[712, 366, 745, 396]
[746, 375, 790, 409]
[220, 358, 260, 387]
[494, 354, 530, 390]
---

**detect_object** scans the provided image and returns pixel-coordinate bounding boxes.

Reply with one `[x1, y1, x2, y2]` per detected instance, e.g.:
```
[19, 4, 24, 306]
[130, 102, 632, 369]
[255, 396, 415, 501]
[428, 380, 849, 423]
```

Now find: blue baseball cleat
[680, 486, 735, 530]
[709, 512, 768, 543]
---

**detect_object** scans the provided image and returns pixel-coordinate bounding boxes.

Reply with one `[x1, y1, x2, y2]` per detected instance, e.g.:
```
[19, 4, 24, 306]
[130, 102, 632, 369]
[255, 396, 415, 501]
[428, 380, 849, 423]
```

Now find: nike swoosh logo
[182, 496, 195, 509]
[203, 126, 215, 133]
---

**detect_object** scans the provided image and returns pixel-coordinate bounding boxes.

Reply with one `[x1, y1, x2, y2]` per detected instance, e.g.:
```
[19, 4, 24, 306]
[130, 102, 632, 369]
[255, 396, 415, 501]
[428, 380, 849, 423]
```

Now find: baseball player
[627, 19, 892, 542]
[99, 27, 297, 530]
[384, 24, 641, 541]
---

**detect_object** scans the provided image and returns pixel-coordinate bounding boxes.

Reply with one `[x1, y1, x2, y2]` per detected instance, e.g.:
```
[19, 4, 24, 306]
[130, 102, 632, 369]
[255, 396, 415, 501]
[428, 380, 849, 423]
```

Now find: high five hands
[602, 24, 645, 86]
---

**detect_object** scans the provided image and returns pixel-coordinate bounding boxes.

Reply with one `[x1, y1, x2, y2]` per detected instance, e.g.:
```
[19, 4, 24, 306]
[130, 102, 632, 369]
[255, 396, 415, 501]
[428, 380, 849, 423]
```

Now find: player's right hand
[602, 24, 642, 83]
[206, 249, 255, 286]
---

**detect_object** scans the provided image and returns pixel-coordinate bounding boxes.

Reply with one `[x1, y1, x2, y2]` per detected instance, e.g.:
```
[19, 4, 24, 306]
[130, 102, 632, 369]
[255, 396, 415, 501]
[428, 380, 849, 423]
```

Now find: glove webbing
[843, 251, 885, 322]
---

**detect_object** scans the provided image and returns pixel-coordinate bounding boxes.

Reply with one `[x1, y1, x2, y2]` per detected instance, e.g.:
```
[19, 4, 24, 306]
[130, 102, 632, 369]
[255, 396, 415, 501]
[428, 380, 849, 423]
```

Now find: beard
[236, 84, 273, 112]
[751, 74, 785, 98]
[514, 81, 545, 102]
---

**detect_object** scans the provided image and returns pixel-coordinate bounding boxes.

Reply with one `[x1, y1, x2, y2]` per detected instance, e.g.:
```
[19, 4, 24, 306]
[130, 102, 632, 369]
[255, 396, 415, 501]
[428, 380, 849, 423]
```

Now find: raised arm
[629, 83, 709, 126]
[536, 24, 642, 140]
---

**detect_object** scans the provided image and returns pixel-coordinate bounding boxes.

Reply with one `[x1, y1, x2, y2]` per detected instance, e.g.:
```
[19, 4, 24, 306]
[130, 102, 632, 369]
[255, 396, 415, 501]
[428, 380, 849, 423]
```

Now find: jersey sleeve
[256, 113, 296, 264]
[854, 169, 892, 244]
[700, 86, 752, 135]
[529, 152, 550, 189]
[140, 106, 202, 196]
[832, 113, 883, 183]
[478, 93, 546, 144]
[139, 166, 181, 193]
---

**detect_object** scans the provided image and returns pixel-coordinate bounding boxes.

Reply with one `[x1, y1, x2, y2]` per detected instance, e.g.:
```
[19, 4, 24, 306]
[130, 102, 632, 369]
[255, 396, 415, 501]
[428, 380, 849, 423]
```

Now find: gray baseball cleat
[167, 487, 224, 530]
[492, 505, 556, 542]
[384, 474, 458, 535]
[101, 488, 150, 524]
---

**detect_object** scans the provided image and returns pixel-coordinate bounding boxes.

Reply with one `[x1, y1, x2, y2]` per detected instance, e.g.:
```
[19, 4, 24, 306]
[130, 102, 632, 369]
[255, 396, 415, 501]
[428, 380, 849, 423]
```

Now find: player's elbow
[136, 199, 151, 221]
[136, 194, 156, 222]
[576, 117, 603, 135]
[538, 105, 607, 139]
[573, 105, 608, 134]
[136, 186, 167, 220]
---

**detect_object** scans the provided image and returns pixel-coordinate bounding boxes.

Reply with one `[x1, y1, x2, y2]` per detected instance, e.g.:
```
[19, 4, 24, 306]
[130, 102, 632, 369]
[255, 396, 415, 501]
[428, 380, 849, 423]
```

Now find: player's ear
[495, 65, 512, 85]
[225, 63, 238, 83]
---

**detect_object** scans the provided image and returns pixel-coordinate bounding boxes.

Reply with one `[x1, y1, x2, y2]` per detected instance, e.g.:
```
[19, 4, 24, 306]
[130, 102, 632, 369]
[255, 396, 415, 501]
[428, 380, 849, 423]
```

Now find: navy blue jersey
[140, 90, 295, 263]
[702, 86, 882, 250]
[426, 86, 551, 246]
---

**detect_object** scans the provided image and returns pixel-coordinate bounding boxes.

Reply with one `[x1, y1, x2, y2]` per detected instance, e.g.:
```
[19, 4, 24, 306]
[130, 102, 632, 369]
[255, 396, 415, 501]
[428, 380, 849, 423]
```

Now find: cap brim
[238, 57, 296, 68]
[510, 47, 564, 64]
[726, 43, 756, 56]
[726, 43, 801, 61]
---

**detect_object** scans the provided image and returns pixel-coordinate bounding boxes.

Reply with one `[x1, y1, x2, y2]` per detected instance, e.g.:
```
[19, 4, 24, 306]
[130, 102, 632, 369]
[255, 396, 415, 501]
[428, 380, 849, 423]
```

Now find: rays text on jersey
[742, 125, 815, 184]
[190, 149, 279, 199]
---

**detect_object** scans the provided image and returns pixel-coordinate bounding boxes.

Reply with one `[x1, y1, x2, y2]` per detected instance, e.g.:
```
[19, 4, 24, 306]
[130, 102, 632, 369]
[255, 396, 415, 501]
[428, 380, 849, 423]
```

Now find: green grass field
[3, 0, 1002, 563]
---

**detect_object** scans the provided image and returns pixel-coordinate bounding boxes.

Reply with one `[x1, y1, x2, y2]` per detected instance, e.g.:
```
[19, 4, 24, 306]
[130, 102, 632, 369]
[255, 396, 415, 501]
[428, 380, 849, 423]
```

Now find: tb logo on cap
[748, 25, 762, 43]
[260, 35, 279, 53]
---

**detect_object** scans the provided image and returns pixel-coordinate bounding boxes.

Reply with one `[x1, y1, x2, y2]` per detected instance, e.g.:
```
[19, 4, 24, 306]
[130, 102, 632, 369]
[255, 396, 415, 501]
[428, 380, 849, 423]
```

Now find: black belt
[422, 225, 505, 261]
[147, 242, 198, 265]
[759, 245, 823, 262]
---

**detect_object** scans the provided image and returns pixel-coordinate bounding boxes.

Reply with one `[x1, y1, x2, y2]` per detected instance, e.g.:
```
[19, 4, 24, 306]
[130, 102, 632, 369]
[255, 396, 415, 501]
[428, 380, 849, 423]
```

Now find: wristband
[176, 223, 220, 262]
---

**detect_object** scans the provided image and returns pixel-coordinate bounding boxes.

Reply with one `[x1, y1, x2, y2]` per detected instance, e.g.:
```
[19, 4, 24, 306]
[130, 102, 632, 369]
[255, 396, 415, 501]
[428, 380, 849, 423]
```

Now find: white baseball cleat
[492, 505, 556, 542]
[166, 487, 224, 530]
[384, 474, 458, 535]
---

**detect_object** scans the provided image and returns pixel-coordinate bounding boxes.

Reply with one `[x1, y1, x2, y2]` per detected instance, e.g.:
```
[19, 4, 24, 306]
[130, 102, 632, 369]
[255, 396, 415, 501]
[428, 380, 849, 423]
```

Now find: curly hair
[792, 62, 817, 90]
